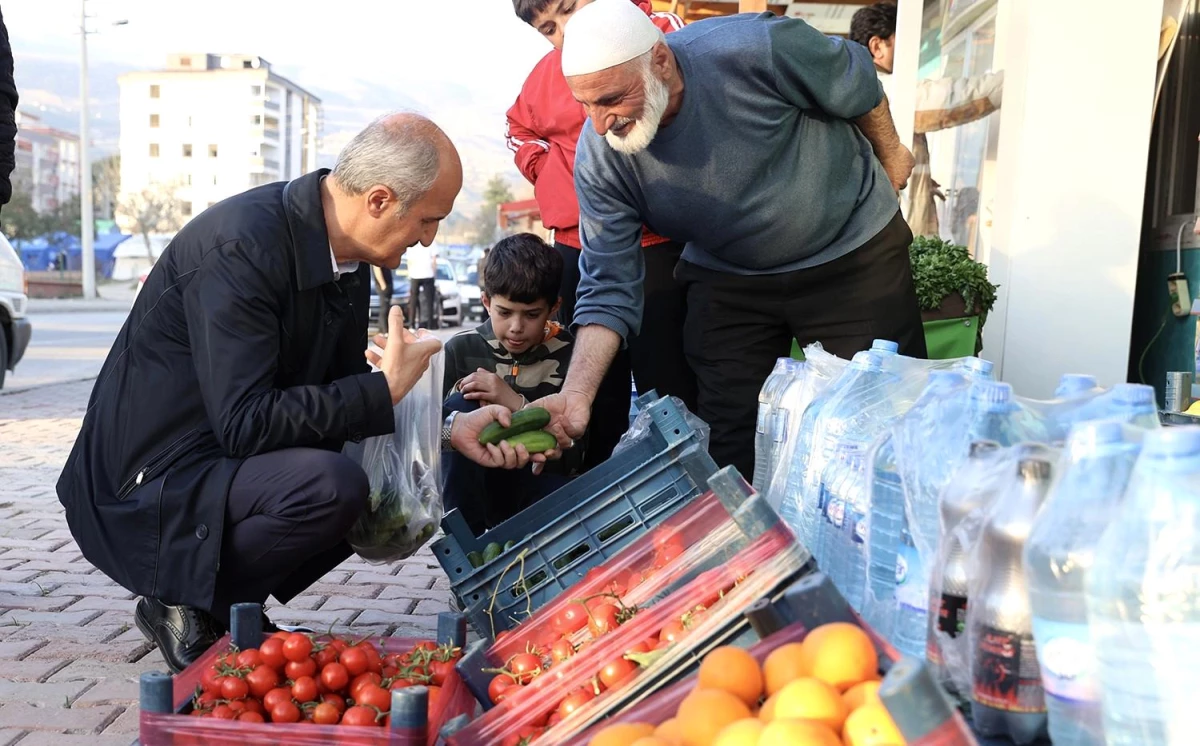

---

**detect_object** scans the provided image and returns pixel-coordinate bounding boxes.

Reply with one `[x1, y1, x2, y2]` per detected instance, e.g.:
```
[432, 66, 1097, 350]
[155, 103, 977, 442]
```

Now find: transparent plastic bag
[614, 395, 710, 455]
[343, 349, 444, 563]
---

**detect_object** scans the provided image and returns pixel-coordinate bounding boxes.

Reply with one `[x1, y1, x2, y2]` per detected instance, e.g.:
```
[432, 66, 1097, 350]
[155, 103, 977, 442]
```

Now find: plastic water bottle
[1024, 420, 1140, 746]
[1087, 427, 1200, 746]
[866, 370, 965, 648]
[957, 356, 995, 379]
[818, 442, 868, 605]
[871, 338, 900, 357]
[754, 358, 800, 490]
[969, 454, 1054, 744]
[927, 440, 1001, 687]
[1106, 383, 1160, 429]
[1055, 373, 1101, 398]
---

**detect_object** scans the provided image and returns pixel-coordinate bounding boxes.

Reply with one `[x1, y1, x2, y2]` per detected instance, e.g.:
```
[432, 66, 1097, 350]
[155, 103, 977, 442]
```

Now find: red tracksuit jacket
[505, 2, 684, 249]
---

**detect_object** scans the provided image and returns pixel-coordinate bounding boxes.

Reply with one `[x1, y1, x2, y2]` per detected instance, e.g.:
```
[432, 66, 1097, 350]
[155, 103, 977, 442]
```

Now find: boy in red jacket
[507, 0, 695, 468]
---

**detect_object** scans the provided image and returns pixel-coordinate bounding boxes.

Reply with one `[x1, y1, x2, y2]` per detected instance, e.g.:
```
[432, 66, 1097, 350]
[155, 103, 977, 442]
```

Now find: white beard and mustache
[605, 62, 670, 155]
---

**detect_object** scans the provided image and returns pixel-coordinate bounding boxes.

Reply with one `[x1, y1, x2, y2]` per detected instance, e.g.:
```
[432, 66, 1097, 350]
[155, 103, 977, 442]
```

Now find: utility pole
[79, 0, 95, 299]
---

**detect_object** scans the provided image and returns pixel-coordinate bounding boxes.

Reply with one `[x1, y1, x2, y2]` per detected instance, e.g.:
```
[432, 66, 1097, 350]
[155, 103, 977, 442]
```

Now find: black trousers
[209, 448, 369, 625]
[372, 266, 393, 334]
[556, 240, 699, 469]
[409, 278, 437, 329]
[675, 212, 927, 480]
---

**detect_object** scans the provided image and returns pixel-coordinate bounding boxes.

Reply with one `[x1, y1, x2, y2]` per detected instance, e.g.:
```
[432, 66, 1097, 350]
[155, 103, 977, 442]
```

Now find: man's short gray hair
[331, 113, 442, 214]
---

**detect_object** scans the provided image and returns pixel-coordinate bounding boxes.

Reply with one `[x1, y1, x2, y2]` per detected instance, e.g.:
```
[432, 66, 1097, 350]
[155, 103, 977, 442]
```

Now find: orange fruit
[654, 718, 684, 743]
[589, 722, 657, 746]
[630, 738, 678, 746]
[800, 623, 878, 691]
[711, 717, 765, 746]
[842, 704, 906, 746]
[759, 719, 842, 746]
[677, 688, 753, 746]
[759, 692, 780, 722]
[762, 642, 809, 696]
[772, 677, 849, 733]
[697, 646, 764, 707]
[842, 680, 882, 711]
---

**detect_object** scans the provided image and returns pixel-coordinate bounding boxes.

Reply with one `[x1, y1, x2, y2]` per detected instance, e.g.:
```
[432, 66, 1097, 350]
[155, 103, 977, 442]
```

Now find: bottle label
[828, 498, 845, 529]
[972, 625, 1047, 713]
[851, 509, 867, 544]
[772, 409, 789, 443]
[895, 542, 927, 611]
[756, 405, 769, 435]
[938, 593, 968, 638]
[1030, 618, 1098, 704]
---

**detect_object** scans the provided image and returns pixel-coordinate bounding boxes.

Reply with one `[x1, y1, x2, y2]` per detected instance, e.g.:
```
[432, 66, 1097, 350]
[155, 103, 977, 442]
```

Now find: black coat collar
[283, 168, 336, 292]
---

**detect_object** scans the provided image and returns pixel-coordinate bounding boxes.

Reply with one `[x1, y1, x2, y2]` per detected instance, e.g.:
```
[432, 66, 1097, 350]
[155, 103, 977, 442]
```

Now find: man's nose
[592, 110, 614, 136]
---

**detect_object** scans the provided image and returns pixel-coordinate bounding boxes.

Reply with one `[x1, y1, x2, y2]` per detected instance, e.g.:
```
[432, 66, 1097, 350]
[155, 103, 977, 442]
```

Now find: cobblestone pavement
[0, 380, 454, 745]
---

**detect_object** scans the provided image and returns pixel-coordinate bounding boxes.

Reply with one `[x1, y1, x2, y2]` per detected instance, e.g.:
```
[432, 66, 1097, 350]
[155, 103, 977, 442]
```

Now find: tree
[93, 155, 121, 221]
[0, 191, 47, 245]
[119, 185, 183, 260]
[473, 174, 515, 246]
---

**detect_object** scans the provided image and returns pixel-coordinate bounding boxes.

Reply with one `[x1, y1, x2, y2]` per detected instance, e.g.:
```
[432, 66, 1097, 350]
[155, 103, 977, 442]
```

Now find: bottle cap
[959, 357, 995, 378]
[970, 380, 1013, 409]
[871, 339, 900, 354]
[1111, 382, 1154, 407]
[1143, 426, 1200, 460]
[1057, 373, 1098, 396]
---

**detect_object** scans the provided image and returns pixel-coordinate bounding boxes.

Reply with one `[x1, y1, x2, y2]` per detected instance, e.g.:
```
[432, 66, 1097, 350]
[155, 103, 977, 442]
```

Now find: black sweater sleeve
[0, 8, 18, 206]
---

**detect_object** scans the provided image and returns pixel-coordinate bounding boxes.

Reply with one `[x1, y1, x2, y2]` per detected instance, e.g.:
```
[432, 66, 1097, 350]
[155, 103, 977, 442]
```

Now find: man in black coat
[57, 114, 549, 672]
[0, 7, 18, 211]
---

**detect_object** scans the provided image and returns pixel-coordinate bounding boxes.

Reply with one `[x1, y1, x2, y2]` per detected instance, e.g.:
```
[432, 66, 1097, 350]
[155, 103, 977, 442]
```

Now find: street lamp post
[79, 0, 94, 299]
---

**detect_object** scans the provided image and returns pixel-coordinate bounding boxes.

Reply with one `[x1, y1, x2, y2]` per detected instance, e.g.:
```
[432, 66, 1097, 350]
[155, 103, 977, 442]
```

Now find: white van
[0, 231, 32, 389]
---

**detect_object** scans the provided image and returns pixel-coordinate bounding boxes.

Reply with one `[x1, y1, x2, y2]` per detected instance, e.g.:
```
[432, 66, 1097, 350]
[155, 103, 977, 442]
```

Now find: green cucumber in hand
[478, 407, 551, 446]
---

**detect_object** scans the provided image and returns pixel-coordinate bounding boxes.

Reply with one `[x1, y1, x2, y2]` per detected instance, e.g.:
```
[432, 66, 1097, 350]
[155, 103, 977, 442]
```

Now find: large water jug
[1024, 420, 1140, 746]
[753, 358, 802, 490]
[1087, 426, 1200, 746]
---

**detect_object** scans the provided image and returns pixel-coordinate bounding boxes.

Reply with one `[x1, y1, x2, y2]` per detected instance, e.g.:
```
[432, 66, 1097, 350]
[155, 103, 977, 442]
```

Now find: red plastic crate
[139, 634, 476, 746]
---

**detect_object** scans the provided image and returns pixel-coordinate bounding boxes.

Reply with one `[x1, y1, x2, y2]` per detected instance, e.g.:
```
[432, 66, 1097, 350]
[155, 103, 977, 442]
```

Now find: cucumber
[478, 407, 552, 446]
[482, 542, 503, 563]
[504, 540, 515, 551]
[466, 551, 484, 568]
[503, 429, 558, 453]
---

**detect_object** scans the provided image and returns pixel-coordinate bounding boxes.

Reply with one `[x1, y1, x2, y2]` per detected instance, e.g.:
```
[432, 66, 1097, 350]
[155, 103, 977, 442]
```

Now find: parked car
[0, 232, 32, 390]
[434, 262, 462, 327]
[368, 258, 461, 330]
[459, 263, 485, 323]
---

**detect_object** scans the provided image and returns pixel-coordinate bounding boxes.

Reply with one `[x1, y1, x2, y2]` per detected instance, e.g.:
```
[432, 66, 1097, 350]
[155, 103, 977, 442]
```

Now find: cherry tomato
[243, 698, 264, 715]
[262, 687, 293, 712]
[390, 677, 415, 692]
[551, 603, 589, 636]
[320, 662, 349, 692]
[220, 676, 249, 700]
[282, 633, 314, 663]
[599, 657, 638, 689]
[356, 683, 392, 711]
[557, 687, 595, 719]
[659, 621, 686, 644]
[508, 653, 542, 684]
[339, 647, 369, 677]
[245, 664, 281, 699]
[500, 724, 544, 746]
[626, 638, 657, 656]
[412, 641, 437, 655]
[546, 710, 563, 728]
[311, 701, 340, 725]
[550, 637, 575, 664]
[487, 674, 517, 704]
[428, 659, 454, 687]
[292, 675, 318, 703]
[270, 699, 302, 724]
[271, 630, 291, 641]
[200, 664, 222, 694]
[235, 649, 263, 669]
[588, 603, 622, 637]
[341, 705, 379, 727]
[195, 690, 220, 709]
[329, 639, 348, 654]
[356, 642, 383, 674]
[314, 646, 339, 669]
[259, 638, 287, 670]
[211, 704, 235, 720]
[226, 699, 247, 713]
[285, 657, 318, 680]
[321, 692, 347, 713]
[349, 672, 383, 700]
[236, 711, 264, 723]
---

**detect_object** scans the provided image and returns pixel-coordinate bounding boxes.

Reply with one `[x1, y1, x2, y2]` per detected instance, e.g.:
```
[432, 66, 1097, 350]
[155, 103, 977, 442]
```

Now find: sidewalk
[0, 381, 454, 745]
[26, 283, 137, 314]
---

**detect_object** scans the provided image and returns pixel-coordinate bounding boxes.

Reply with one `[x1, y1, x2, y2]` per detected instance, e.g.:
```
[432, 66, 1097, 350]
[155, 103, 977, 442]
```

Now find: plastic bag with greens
[343, 348, 444, 563]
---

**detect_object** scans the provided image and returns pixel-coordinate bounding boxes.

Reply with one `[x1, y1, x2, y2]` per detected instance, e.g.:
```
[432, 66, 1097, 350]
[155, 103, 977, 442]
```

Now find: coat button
[195, 524, 209, 540]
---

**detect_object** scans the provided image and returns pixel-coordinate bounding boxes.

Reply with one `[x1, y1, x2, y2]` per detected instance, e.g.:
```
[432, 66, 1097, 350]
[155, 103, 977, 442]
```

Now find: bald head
[325, 113, 463, 269]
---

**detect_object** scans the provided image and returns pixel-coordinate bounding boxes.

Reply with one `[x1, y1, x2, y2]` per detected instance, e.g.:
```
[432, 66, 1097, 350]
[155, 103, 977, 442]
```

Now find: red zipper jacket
[505, 1, 684, 249]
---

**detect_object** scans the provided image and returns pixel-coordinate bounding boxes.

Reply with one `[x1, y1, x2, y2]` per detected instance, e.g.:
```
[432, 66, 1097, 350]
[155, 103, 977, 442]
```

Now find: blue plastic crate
[432, 394, 717, 638]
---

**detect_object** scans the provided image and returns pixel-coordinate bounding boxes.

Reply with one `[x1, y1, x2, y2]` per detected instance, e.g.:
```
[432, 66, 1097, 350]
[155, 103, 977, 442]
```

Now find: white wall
[982, 0, 1161, 396]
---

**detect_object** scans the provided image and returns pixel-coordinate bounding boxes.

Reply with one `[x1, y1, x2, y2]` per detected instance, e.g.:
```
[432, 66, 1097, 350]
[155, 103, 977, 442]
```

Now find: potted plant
[908, 235, 999, 357]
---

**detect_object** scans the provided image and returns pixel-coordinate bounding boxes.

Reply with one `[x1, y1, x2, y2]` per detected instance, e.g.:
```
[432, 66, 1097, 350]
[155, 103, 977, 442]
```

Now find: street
[0, 307, 468, 743]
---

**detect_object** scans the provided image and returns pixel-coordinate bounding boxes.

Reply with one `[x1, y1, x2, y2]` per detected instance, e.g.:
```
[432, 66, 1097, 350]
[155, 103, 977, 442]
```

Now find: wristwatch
[442, 411, 460, 451]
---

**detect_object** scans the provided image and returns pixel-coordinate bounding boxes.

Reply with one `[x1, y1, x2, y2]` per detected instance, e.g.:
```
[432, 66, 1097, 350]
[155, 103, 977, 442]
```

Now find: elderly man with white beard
[534, 0, 927, 481]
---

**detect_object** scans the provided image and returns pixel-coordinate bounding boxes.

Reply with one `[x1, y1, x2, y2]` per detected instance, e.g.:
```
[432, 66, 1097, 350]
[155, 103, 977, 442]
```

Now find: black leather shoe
[135, 597, 224, 673]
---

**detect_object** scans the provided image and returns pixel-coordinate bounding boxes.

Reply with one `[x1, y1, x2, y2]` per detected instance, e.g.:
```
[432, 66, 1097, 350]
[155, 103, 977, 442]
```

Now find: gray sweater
[574, 13, 900, 340]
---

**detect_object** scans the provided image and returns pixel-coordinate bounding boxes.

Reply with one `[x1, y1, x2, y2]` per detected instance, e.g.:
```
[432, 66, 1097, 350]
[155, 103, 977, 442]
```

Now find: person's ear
[365, 185, 393, 218]
[482, 293, 492, 312]
[868, 35, 889, 66]
[651, 41, 672, 79]
[549, 297, 562, 320]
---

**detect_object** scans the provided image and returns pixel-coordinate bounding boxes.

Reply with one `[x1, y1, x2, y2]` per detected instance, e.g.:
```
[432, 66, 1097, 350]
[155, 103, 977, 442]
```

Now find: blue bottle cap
[1143, 427, 1200, 460]
[959, 357, 995, 378]
[1111, 382, 1154, 407]
[1057, 373, 1098, 397]
[871, 339, 900, 355]
[970, 380, 1013, 408]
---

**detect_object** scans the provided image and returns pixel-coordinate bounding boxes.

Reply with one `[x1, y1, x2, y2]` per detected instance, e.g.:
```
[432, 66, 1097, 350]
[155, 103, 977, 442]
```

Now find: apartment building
[117, 53, 322, 225]
[14, 110, 81, 214]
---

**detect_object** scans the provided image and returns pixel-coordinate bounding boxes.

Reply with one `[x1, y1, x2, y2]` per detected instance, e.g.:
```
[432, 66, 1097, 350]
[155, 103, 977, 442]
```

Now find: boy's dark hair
[483, 233, 563, 306]
[513, 0, 553, 24]
[849, 2, 897, 48]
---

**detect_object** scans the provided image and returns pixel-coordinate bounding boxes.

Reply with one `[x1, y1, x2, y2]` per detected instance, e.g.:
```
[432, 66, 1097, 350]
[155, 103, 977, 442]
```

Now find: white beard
[605, 65, 670, 155]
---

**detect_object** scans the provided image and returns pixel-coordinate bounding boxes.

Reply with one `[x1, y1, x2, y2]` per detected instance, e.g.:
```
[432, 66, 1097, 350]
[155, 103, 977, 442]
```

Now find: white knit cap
[561, 0, 661, 77]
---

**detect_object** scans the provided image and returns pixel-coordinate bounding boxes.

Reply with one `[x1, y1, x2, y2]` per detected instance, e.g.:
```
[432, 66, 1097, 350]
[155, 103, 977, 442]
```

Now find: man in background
[407, 241, 438, 329]
[0, 8, 18, 214]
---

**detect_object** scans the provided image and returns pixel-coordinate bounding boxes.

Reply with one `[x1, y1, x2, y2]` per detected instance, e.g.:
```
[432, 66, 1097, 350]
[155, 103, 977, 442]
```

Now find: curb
[26, 299, 132, 313]
[0, 376, 100, 396]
